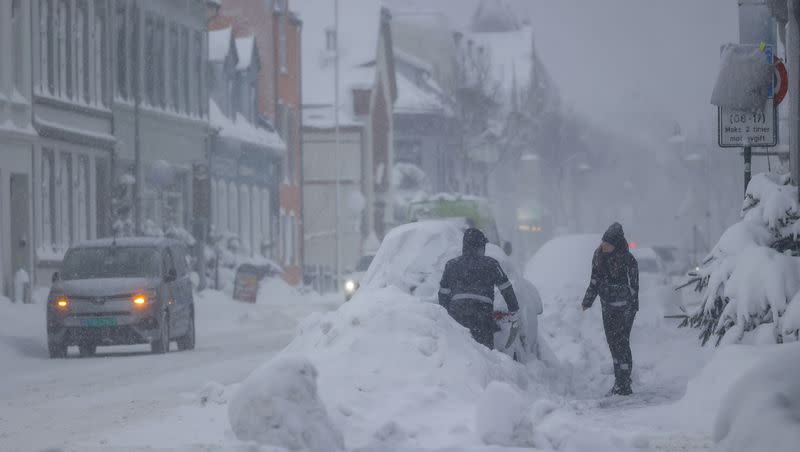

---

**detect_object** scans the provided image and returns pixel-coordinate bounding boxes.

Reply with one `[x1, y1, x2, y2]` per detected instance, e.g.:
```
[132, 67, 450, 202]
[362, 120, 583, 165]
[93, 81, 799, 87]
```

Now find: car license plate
[80, 317, 117, 327]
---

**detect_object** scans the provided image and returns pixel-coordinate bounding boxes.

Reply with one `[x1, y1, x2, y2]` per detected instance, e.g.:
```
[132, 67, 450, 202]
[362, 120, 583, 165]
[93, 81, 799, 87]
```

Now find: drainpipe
[789, 0, 800, 196]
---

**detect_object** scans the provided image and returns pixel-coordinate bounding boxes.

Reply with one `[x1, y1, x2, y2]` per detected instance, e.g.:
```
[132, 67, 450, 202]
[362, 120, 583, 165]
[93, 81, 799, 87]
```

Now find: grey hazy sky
[387, 0, 740, 136]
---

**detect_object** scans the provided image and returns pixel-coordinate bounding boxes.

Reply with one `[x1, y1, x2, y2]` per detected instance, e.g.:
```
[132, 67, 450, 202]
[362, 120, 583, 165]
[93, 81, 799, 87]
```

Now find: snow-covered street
[0, 291, 338, 451]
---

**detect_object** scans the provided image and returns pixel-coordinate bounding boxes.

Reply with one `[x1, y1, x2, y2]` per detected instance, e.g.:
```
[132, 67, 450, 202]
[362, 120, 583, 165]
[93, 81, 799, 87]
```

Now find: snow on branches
[682, 173, 800, 345]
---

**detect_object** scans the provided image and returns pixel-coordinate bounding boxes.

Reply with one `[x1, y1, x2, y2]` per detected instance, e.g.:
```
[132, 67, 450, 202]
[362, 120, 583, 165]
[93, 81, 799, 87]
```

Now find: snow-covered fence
[681, 173, 800, 345]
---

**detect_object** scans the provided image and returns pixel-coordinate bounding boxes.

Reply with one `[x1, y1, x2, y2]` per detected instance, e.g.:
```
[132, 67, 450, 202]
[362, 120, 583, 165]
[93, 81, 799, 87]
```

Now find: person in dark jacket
[582, 222, 639, 396]
[439, 228, 520, 349]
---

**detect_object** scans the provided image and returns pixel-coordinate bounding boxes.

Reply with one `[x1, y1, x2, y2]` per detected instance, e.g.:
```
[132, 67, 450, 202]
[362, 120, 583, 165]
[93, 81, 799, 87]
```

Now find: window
[251, 188, 261, 257]
[240, 185, 251, 254]
[12, 0, 23, 93]
[228, 182, 238, 237]
[144, 14, 155, 105]
[260, 188, 271, 256]
[279, 7, 287, 73]
[56, 153, 73, 248]
[94, 0, 107, 106]
[325, 27, 336, 52]
[76, 156, 90, 243]
[39, 0, 53, 94]
[155, 18, 166, 108]
[181, 27, 190, 114]
[194, 31, 203, 117]
[77, 0, 89, 103]
[40, 149, 56, 251]
[115, 2, 127, 99]
[169, 24, 179, 110]
[56, 0, 70, 98]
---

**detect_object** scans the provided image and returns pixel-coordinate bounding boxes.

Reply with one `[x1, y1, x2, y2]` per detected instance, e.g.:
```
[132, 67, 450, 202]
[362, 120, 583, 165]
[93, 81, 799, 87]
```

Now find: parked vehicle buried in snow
[46, 237, 196, 358]
[358, 220, 543, 361]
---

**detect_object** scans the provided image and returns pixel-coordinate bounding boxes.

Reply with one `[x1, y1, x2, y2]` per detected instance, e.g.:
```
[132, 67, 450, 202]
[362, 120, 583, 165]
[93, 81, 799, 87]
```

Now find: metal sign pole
[744, 145, 752, 195]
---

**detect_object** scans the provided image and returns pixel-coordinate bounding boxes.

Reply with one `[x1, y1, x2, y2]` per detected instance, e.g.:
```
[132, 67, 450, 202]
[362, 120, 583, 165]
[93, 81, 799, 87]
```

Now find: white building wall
[302, 128, 365, 271]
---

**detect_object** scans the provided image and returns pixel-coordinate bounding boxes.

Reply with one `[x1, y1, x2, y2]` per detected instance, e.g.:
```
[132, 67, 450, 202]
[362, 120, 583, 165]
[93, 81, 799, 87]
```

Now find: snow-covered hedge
[682, 173, 800, 345]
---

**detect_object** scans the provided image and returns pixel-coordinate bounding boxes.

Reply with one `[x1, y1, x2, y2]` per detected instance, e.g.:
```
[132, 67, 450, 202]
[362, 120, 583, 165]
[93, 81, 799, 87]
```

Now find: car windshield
[61, 247, 161, 280]
[638, 258, 660, 273]
[355, 255, 374, 272]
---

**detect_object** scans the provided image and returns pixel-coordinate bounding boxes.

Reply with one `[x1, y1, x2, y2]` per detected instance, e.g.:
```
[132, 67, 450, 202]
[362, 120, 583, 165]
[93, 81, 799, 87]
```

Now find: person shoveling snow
[581, 223, 640, 397]
[439, 228, 520, 350]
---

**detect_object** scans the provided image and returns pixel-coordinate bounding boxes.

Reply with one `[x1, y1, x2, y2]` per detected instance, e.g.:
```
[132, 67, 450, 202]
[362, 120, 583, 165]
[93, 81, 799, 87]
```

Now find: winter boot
[605, 383, 621, 397]
[616, 383, 633, 396]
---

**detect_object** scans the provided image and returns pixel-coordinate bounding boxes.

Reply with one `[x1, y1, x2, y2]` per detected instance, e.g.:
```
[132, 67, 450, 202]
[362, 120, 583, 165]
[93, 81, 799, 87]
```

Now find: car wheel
[177, 308, 195, 351]
[151, 311, 170, 354]
[78, 344, 97, 357]
[48, 339, 67, 359]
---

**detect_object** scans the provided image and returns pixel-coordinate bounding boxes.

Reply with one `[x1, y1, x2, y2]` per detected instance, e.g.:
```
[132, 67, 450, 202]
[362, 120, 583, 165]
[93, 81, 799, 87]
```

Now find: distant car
[46, 237, 196, 358]
[650, 245, 690, 277]
[360, 220, 542, 361]
[343, 255, 375, 301]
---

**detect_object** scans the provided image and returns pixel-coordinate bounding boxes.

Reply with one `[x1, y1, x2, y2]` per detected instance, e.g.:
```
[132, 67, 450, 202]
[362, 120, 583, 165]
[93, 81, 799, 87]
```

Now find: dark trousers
[602, 305, 636, 389]
[449, 301, 495, 349]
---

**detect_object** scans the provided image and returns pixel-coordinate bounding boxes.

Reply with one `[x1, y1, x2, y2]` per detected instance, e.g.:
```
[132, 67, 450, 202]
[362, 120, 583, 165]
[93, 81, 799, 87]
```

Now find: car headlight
[344, 280, 358, 294]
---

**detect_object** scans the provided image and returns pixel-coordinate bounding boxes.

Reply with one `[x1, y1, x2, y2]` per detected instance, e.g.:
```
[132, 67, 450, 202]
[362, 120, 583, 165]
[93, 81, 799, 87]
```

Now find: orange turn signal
[132, 294, 148, 306]
[56, 297, 69, 309]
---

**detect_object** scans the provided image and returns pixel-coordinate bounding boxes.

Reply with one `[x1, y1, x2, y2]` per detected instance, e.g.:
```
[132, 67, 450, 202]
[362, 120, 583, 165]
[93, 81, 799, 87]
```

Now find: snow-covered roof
[209, 100, 286, 152]
[394, 72, 447, 115]
[209, 27, 233, 62]
[235, 36, 255, 70]
[294, 0, 384, 122]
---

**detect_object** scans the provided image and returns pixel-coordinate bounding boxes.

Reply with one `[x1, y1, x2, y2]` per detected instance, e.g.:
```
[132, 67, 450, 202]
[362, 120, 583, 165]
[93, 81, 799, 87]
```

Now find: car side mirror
[503, 241, 513, 256]
[165, 268, 177, 283]
[52, 272, 60, 284]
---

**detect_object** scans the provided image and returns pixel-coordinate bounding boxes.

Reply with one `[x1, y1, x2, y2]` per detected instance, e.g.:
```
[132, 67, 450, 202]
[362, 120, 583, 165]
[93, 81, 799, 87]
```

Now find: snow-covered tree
[681, 173, 800, 345]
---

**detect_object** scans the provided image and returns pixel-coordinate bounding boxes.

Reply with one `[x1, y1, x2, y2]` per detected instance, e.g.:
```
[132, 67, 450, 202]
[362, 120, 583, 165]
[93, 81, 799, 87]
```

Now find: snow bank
[525, 234, 601, 300]
[276, 289, 534, 449]
[257, 276, 307, 305]
[712, 343, 800, 452]
[228, 355, 345, 451]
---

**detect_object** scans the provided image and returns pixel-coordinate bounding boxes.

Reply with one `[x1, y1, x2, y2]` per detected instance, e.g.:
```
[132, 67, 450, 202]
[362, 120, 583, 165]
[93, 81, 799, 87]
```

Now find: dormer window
[325, 28, 336, 52]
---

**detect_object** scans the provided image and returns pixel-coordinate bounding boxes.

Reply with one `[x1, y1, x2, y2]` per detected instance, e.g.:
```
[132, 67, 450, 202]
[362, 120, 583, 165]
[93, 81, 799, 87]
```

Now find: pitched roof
[295, 0, 389, 127]
[234, 36, 255, 70]
[209, 26, 233, 62]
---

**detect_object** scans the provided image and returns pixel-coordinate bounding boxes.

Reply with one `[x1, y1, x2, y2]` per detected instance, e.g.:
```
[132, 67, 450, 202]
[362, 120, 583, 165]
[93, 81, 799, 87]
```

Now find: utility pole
[334, 0, 342, 289]
[133, 0, 142, 235]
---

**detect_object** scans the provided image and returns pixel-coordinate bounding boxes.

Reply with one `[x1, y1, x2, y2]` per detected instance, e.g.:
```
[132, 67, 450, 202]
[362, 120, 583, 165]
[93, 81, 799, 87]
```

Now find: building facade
[297, 1, 397, 281]
[216, 0, 304, 284]
[111, 0, 209, 242]
[30, 0, 115, 286]
[207, 25, 285, 261]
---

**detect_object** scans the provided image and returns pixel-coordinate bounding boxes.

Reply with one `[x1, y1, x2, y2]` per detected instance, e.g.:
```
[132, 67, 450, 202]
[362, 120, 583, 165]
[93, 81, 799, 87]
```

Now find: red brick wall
[275, 4, 303, 285]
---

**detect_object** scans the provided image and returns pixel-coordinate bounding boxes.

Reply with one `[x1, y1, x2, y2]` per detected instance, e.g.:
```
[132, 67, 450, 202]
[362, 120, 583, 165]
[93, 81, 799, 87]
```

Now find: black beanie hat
[463, 228, 488, 250]
[602, 222, 627, 250]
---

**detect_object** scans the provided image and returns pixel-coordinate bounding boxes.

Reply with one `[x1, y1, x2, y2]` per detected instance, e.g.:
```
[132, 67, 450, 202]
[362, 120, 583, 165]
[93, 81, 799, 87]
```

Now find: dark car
[46, 237, 195, 358]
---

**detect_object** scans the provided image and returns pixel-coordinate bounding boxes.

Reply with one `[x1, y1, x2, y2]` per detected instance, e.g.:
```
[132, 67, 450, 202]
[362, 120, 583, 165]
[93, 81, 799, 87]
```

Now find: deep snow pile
[712, 343, 800, 452]
[275, 289, 544, 449]
[682, 173, 800, 345]
[228, 356, 344, 451]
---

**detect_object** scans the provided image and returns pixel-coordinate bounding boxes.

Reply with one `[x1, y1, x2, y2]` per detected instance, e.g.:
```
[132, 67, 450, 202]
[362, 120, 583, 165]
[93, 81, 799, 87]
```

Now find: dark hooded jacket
[582, 223, 639, 311]
[438, 232, 519, 313]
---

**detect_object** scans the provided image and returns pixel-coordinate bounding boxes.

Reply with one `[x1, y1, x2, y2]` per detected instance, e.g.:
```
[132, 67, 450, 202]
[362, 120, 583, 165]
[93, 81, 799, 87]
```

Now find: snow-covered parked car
[359, 220, 543, 361]
[46, 238, 196, 358]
